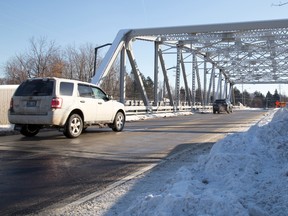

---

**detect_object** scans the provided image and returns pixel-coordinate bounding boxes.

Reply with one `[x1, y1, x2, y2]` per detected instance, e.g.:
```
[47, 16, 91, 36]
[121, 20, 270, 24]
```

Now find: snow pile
[0, 124, 17, 136]
[0, 124, 14, 131]
[119, 109, 288, 216]
[126, 111, 193, 122]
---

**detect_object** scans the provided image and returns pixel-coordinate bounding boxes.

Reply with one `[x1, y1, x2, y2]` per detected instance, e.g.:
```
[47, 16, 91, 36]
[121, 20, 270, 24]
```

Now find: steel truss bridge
[92, 19, 288, 109]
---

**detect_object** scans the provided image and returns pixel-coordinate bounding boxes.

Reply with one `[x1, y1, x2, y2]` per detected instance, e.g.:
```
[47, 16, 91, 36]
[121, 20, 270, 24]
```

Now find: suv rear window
[14, 79, 54, 96]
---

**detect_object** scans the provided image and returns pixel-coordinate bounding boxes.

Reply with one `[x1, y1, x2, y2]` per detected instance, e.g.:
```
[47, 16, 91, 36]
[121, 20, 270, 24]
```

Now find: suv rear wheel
[20, 124, 40, 137]
[64, 113, 83, 138]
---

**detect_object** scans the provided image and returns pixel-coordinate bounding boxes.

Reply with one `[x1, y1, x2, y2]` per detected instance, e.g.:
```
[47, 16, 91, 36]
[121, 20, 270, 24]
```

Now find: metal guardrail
[125, 105, 213, 115]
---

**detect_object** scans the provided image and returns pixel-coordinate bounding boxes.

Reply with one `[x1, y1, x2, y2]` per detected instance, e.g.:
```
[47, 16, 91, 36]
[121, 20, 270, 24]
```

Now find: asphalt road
[0, 109, 267, 215]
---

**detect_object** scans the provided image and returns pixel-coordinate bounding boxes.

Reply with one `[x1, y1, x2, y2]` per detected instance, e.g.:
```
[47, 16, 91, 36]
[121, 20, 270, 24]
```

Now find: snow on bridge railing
[124, 103, 213, 115]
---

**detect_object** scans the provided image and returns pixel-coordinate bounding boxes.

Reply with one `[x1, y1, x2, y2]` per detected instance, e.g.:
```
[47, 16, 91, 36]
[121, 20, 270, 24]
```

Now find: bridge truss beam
[92, 19, 288, 110]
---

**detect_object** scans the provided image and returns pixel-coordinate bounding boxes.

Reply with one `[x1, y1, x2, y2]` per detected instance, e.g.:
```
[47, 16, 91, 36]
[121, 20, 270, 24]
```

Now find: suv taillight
[51, 97, 63, 109]
[10, 98, 13, 109]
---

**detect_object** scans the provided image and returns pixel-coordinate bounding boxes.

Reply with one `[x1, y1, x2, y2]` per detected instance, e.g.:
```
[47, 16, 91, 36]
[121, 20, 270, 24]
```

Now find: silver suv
[8, 77, 126, 138]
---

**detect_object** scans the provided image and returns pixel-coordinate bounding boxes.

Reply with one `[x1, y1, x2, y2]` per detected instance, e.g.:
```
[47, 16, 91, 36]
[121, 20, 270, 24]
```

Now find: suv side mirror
[107, 95, 113, 100]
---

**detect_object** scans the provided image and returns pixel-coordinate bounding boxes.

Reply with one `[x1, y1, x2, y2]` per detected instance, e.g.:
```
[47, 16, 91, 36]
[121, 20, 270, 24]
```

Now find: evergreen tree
[144, 76, 154, 100]
[233, 87, 242, 104]
[251, 91, 265, 108]
[242, 90, 250, 106]
[265, 91, 273, 108]
[273, 89, 280, 103]
[195, 88, 202, 104]
[180, 87, 185, 102]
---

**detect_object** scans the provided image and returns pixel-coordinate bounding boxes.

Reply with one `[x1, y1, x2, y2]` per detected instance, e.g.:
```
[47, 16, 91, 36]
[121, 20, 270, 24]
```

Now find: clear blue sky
[0, 0, 287, 94]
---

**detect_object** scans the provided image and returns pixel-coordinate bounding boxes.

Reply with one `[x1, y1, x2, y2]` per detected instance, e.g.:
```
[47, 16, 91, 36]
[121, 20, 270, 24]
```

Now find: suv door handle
[80, 100, 85, 103]
[98, 102, 102, 105]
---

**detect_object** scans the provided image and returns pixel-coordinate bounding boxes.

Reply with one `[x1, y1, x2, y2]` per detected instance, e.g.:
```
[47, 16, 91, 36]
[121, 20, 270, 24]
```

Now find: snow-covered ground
[31, 108, 287, 216]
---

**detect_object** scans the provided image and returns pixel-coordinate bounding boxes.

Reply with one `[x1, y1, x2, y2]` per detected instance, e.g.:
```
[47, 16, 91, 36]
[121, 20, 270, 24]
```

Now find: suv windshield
[14, 79, 54, 96]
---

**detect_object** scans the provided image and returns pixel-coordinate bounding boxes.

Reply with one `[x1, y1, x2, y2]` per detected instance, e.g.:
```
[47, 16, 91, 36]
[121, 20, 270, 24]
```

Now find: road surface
[0, 109, 267, 215]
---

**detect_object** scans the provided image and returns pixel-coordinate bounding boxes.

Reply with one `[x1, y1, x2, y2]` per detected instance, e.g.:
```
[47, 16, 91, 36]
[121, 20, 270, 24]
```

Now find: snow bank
[118, 109, 288, 216]
[0, 124, 14, 131]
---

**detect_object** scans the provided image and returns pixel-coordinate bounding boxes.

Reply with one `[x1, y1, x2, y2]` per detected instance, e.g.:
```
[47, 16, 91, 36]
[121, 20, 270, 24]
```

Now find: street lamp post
[92, 43, 112, 78]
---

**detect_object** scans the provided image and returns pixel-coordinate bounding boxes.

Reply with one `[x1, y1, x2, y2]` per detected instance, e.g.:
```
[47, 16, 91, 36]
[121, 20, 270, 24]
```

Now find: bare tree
[4, 54, 30, 84]
[4, 37, 62, 83]
[3, 38, 108, 85]
[64, 45, 78, 79]
[63, 43, 95, 82]
[125, 72, 136, 100]
[28, 37, 61, 77]
[272, 1, 288, 6]
[99, 62, 120, 98]
[49, 55, 66, 78]
[0, 78, 6, 84]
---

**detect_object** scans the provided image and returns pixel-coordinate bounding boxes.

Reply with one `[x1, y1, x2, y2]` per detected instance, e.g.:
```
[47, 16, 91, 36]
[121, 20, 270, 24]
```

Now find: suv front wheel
[111, 112, 125, 132]
[64, 113, 83, 138]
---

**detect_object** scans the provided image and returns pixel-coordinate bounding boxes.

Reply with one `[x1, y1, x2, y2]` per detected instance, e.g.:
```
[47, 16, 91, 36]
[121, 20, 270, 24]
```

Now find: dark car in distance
[213, 99, 233, 114]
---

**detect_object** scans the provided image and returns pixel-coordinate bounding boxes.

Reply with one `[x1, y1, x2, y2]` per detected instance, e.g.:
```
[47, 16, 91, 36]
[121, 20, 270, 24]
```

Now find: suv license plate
[27, 100, 37, 107]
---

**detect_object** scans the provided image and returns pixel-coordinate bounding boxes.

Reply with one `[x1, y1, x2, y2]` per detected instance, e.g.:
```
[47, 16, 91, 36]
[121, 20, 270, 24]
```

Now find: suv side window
[78, 84, 94, 98]
[91, 86, 108, 100]
[60, 82, 74, 96]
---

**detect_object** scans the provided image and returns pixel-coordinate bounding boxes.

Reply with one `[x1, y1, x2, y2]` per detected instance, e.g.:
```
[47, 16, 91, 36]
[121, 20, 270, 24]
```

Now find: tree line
[233, 87, 286, 108]
[178, 86, 285, 108]
[1, 37, 97, 84]
[0, 37, 155, 100]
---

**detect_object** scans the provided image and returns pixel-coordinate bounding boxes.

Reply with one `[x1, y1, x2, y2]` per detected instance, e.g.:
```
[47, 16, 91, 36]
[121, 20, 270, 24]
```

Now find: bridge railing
[125, 104, 213, 116]
[0, 86, 239, 125]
